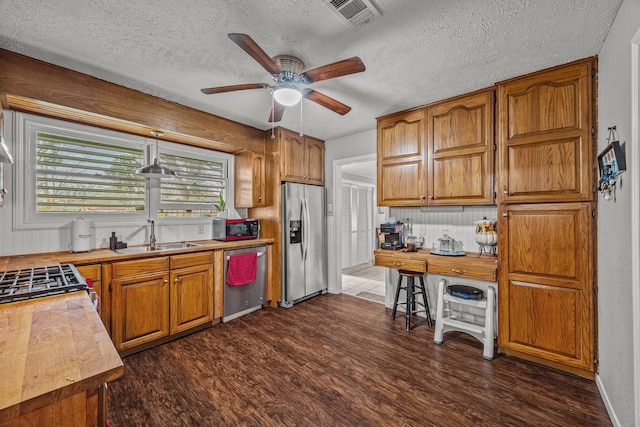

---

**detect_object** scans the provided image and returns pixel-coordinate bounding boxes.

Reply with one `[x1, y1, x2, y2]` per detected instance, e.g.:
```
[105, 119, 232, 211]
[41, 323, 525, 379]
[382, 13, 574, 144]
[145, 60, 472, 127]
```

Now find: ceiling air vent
[324, 0, 383, 28]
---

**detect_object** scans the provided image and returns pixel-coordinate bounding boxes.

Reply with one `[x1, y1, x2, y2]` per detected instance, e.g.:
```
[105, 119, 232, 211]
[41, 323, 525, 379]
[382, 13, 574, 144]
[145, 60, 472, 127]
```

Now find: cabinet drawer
[427, 263, 496, 281]
[170, 251, 213, 270]
[76, 263, 101, 282]
[374, 256, 426, 273]
[111, 257, 169, 278]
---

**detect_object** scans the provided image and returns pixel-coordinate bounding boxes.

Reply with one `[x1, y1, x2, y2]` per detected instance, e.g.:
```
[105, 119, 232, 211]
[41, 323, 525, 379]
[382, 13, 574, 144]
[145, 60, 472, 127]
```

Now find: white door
[341, 181, 375, 269]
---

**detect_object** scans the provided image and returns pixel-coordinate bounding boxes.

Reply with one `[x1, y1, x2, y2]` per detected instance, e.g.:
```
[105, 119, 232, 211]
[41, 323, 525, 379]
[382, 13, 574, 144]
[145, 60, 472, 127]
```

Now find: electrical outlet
[197, 224, 204, 234]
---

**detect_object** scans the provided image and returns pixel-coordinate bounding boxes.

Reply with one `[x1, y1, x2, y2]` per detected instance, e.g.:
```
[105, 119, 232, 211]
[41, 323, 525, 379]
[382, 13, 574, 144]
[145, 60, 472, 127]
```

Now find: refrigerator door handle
[302, 198, 309, 261]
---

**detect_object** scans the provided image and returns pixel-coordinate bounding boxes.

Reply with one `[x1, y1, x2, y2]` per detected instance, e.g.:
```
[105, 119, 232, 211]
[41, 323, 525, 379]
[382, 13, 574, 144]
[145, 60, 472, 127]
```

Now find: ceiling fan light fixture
[272, 84, 302, 106]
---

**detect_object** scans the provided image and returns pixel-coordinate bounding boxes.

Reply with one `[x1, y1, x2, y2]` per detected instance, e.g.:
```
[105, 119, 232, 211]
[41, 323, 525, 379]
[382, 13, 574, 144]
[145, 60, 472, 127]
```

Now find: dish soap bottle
[109, 232, 117, 250]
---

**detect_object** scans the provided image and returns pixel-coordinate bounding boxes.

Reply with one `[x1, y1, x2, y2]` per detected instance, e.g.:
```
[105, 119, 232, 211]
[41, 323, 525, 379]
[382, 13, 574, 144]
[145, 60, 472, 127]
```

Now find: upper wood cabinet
[427, 89, 495, 205]
[498, 202, 595, 378]
[377, 90, 495, 207]
[497, 58, 596, 203]
[235, 150, 266, 208]
[377, 109, 427, 206]
[279, 127, 325, 186]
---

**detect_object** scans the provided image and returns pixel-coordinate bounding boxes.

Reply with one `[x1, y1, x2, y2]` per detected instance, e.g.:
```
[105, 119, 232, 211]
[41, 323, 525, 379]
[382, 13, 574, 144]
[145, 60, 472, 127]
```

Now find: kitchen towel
[227, 253, 258, 286]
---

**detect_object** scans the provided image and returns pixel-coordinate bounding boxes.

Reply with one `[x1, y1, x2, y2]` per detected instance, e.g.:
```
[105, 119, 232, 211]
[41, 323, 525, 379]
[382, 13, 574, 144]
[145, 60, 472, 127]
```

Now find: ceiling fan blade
[200, 83, 267, 95]
[301, 57, 365, 83]
[228, 33, 281, 75]
[268, 102, 285, 123]
[303, 89, 351, 115]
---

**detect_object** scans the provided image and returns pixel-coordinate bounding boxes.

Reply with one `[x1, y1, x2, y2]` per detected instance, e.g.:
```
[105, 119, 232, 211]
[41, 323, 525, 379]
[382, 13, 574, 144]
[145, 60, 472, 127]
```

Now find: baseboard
[596, 373, 622, 427]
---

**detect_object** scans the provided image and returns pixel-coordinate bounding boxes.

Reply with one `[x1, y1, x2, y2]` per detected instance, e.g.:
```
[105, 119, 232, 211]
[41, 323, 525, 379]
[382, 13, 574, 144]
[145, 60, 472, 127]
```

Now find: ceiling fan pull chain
[299, 98, 304, 137]
[271, 96, 275, 139]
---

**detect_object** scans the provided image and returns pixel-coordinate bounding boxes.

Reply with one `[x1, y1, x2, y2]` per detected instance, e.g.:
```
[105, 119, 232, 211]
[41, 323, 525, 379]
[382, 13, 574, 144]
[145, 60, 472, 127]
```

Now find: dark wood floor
[108, 294, 612, 427]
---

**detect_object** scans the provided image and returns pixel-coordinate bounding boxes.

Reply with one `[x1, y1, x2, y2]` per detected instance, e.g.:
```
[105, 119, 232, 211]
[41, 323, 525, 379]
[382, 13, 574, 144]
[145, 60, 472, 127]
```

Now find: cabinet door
[280, 129, 307, 183]
[498, 202, 595, 377]
[497, 59, 595, 203]
[111, 272, 170, 351]
[427, 89, 495, 205]
[235, 151, 266, 207]
[377, 109, 427, 206]
[170, 264, 214, 334]
[305, 136, 325, 185]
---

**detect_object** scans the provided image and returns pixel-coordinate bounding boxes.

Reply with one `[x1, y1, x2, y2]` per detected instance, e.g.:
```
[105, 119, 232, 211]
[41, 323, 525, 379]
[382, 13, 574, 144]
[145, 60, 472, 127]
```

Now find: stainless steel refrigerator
[280, 182, 327, 308]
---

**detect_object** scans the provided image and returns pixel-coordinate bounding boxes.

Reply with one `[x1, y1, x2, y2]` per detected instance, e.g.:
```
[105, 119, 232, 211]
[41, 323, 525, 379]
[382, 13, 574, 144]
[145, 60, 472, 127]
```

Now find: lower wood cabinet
[170, 252, 214, 334]
[107, 252, 213, 354]
[110, 257, 170, 352]
[498, 202, 595, 378]
[1, 385, 106, 427]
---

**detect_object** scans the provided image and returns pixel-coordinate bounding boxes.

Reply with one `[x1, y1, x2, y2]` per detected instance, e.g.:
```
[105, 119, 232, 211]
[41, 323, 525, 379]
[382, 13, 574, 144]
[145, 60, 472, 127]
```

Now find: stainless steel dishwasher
[223, 245, 267, 322]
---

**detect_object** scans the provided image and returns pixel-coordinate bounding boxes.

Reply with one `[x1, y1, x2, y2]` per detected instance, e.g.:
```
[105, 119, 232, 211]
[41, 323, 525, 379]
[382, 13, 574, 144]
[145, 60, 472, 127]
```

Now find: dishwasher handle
[226, 251, 265, 260]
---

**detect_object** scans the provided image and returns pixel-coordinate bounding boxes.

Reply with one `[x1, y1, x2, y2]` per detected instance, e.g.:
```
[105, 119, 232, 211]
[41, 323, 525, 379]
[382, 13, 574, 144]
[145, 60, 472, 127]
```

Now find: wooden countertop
[0, 292, 124, 422]
[0, 238, 274, 270]
[374, 248, 498, 281]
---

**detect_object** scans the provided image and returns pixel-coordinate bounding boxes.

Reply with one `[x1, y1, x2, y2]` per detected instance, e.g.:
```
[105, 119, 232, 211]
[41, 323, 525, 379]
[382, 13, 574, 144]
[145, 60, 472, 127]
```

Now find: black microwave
[212, 218, 260, 241]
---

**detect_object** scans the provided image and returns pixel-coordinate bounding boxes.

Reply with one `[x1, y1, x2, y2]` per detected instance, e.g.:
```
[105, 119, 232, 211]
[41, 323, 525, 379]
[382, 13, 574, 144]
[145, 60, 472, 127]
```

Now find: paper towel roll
[71, 218, 92, 252]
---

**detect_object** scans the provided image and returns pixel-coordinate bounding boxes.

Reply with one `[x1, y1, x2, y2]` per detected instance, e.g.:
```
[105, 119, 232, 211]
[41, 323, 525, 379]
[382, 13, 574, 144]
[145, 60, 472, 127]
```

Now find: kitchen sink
[155, 242, 202, 250]
[113, 242, 202, 254]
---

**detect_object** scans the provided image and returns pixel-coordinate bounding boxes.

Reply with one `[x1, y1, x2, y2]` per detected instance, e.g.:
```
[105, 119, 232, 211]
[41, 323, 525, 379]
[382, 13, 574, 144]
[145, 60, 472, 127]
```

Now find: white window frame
[148, 140, 235, 220]
[9, 111, 234, 230]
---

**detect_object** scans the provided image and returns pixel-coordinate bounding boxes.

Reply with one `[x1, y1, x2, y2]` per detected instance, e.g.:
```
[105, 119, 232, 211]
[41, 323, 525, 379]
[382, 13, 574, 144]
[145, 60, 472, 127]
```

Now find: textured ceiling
[0, 0, 622, 141]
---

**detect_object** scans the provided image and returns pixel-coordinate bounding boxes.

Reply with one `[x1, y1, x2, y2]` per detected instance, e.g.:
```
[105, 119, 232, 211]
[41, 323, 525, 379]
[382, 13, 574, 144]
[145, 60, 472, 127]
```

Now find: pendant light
[136, 131, 177, 179]
[0, 136, 13, 164]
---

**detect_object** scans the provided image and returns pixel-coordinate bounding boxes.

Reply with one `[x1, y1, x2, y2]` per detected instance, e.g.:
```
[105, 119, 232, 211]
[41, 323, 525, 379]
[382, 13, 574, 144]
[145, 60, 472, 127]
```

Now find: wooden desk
[374, 248, 497, 281]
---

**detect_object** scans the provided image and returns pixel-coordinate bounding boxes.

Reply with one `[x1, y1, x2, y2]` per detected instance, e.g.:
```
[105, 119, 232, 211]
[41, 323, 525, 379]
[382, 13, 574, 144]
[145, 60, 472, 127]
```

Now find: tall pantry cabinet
[496, 57, 598, 379]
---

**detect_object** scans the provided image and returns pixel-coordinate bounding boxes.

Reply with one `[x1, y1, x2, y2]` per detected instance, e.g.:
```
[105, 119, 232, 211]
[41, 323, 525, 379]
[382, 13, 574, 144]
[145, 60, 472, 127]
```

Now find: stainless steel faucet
[148, 218, 156, 250]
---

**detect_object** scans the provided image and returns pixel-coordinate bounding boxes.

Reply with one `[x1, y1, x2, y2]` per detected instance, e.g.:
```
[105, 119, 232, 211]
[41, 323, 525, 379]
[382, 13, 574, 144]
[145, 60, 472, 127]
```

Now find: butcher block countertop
[374, 248, 498, 282]
[0, 238, 274, 271]
[0, 292, 123, 422]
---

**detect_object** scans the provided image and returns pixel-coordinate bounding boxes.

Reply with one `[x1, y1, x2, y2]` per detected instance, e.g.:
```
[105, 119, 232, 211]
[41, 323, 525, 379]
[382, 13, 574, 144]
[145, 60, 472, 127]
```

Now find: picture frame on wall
[598, 140, 626, 179]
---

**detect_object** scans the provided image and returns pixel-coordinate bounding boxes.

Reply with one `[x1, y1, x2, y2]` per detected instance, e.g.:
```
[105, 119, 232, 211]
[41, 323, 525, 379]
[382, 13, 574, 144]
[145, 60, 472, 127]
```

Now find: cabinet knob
[164, 279, 168, 284]
[502, 189, 509, 195]
[428, 195, 434, 200]
[257, 197, 262, 201]
[451, 268, 467, 274]
[174, 278, 179, 283]
[420, 195, 426, 200]
[502, 213, 508, 217]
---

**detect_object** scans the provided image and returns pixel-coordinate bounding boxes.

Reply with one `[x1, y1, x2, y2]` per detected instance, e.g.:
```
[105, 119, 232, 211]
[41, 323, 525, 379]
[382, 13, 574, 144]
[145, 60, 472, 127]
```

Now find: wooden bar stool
[391, 270, 432, 331]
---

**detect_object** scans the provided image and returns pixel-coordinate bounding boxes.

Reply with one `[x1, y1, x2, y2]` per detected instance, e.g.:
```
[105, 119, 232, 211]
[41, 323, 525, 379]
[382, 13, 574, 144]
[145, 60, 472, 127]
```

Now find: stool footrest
[441, 318, 485, 336]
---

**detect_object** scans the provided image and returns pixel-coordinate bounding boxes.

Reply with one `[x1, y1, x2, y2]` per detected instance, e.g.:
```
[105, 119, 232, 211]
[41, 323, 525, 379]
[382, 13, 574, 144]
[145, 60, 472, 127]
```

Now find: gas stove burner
[0, 264, 88, 304]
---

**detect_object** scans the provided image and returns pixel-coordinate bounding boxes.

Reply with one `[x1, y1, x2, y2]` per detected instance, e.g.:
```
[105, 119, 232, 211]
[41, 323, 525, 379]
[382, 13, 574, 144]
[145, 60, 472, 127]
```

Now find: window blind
[159, 152, 226, 207]
[36, 132, 145, 213]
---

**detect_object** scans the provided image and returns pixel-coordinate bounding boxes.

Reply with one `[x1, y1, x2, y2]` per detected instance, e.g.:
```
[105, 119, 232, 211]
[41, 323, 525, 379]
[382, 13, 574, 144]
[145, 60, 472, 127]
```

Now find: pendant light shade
[0, 136, 14, 164]
[136, 131, 177, 179]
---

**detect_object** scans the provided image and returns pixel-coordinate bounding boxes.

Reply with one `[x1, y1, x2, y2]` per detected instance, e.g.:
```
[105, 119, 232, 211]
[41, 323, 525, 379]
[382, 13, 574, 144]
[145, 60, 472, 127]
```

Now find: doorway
[334, 155, 386, 303]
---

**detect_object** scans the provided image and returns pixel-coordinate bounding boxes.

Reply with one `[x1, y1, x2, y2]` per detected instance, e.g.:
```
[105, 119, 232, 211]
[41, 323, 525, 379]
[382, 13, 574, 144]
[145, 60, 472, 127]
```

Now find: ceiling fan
[201, 33, 366, 123]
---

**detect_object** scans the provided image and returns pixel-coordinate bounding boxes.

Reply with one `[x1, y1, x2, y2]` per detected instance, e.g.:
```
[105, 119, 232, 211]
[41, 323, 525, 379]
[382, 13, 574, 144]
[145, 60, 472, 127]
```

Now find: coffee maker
[378, 222, 405, 250]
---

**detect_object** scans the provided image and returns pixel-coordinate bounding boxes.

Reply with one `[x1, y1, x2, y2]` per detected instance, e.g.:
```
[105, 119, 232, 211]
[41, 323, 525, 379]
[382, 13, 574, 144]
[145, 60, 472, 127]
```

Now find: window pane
[36, 133, 145, 213]
[158, 152, 226, 217]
